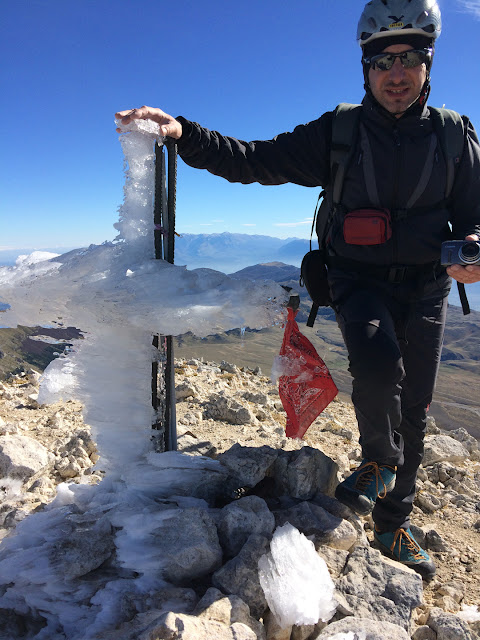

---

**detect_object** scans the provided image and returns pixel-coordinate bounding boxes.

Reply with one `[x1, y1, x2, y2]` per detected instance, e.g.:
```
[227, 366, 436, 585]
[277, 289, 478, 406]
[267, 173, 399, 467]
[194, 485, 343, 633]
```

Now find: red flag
[278, 307, 338, 439]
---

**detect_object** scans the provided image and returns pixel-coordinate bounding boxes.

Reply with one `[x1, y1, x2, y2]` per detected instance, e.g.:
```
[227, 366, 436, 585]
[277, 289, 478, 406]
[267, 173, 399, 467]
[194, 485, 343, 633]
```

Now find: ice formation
[0, 119, 287, 470]
[258, 522, 337, 628]
[0, 120, 288, 637]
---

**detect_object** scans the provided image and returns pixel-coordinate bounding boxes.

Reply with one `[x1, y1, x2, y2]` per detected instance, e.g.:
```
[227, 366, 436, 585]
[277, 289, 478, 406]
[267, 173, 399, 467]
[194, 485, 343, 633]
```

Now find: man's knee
[345, 322, 404, 384]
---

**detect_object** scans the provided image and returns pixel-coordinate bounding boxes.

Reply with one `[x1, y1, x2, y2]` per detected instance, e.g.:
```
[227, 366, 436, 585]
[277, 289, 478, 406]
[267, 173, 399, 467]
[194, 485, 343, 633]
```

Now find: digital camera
[441, 240, 480, 266]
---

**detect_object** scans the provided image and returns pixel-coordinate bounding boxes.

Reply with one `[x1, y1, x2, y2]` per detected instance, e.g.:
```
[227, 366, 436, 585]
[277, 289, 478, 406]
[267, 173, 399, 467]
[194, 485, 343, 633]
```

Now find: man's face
[368, 44, 427, 117]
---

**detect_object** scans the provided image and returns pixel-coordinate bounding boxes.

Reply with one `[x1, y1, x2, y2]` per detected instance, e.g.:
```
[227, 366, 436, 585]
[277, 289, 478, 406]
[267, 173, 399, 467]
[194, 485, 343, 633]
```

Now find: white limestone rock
[0, 434, 50, 480]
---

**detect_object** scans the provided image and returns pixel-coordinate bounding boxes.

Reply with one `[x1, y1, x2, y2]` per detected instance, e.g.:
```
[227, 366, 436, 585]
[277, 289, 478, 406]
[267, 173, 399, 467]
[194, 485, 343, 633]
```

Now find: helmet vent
[417, 11, 428, 25]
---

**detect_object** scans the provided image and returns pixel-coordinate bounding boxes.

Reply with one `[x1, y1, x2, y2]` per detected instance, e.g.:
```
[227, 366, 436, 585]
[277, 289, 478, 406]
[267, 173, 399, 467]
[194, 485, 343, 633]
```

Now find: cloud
[456, 0, 480, 18]
[242, 223, 256, 227]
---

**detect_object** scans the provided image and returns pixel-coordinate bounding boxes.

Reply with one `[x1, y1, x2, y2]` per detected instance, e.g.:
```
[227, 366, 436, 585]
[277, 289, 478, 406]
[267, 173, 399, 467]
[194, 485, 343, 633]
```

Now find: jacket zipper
[392, 125, 401, 264]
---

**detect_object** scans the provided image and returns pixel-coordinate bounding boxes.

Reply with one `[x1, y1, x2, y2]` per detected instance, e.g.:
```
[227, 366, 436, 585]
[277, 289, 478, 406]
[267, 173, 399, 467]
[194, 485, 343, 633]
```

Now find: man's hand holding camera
[444, 235, 480, 284]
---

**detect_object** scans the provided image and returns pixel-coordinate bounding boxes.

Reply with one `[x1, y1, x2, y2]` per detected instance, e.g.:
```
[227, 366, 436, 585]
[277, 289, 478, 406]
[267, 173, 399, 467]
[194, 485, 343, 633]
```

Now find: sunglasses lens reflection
[370, 50, 427, 71]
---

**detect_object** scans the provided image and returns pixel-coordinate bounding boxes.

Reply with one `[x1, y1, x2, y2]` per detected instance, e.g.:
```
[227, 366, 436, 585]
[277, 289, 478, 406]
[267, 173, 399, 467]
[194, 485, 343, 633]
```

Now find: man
[116, 0, 480, 580]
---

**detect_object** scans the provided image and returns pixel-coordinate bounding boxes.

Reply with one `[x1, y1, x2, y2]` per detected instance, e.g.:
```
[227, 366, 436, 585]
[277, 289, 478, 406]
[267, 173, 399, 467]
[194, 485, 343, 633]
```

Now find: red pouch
[343, 209, 392, 245]
[278, 307, 338, 439]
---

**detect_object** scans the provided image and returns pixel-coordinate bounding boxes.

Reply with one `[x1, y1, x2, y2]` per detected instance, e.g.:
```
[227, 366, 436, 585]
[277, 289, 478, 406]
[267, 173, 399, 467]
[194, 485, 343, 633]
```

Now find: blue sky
[2, 0, 480, 251]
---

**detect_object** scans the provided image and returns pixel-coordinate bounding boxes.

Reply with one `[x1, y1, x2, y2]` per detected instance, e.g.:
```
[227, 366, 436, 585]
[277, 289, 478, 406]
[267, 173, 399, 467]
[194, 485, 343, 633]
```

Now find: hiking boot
[373, 526, 436, 581]
[334, 459, 396, 516]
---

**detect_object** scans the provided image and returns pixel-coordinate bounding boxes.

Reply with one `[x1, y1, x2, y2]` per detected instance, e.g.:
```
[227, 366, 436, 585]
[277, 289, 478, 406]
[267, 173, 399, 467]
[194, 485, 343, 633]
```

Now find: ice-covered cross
[0, 119, 287, 472]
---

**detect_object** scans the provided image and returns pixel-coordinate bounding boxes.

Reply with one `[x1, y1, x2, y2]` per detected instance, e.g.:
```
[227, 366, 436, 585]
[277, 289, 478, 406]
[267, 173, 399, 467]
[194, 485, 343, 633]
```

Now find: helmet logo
[388, 14, 404, 29]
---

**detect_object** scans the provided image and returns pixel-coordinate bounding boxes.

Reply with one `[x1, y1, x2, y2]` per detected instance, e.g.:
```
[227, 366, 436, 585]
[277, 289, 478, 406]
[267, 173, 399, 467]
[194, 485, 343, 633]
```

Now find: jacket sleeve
[450, 118, 480, 239]
[175, 113, 333, 188]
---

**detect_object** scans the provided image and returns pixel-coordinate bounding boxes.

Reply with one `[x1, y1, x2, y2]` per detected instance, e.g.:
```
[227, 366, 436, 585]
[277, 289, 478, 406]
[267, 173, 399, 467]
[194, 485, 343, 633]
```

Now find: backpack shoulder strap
[429, 107, 466, 199]
[330, 103, 363, 205]
[430, 107, 470, 316]
[315, 103, 363, 246]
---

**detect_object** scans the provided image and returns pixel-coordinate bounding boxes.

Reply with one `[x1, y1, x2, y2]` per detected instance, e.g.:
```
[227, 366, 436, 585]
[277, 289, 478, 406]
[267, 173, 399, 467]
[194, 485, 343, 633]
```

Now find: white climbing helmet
[357, 0, 442, 48]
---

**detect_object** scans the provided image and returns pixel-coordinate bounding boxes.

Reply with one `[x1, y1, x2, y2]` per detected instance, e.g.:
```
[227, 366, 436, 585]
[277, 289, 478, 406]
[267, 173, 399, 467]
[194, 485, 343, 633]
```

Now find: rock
[176, 433, 216, 458]
[220, 361, 240, 375]
[243, 391, 269, 406]
[315, 617, 410, 639]
[218, 444, 279, 488]
[434, 596, 461, 613]
[335, 545, 423, 630]
[411, 626, 437, 640]
[273, 501, 357, 551]
[176, 383, 197, 402]
[424, 527, 449, 552]
[291, 622, 318, 639]
[415, 491, 443, 513]
[142, 611, 257, 640]
[273, 447, 338, 499]
[193, 587, 265, 640]
[213, 534, 270, 618]
[148, 587, 198, 615]
[423, 435, 470, 466]
[0, 434, 50, 480]
[49, 514, 114, 579]
[217, 495, 275, 557]
[428, 607, 477, 640]
[203, 393, 255, 425]
[316, 546, 349, 579]
[448, 428, 479, 455]
[152, 508, 223, 585]
[426, 416, 441, 434]
[55, 458, 83, 479]
[263, 610, 291, 640]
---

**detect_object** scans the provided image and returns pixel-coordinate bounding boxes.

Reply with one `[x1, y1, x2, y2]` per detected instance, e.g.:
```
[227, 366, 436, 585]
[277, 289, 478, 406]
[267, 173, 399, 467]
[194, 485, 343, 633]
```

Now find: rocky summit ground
[0, 360, 479, 639]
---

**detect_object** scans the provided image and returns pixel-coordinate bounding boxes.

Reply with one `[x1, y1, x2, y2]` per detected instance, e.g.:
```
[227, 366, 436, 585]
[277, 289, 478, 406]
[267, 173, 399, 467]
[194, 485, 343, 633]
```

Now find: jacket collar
[361, 92, 431, 130]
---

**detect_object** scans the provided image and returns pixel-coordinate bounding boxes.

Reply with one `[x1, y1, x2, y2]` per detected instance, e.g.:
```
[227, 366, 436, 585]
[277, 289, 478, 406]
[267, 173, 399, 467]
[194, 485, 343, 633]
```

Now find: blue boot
[335, 459, 396, 515]
[374, 526, 436, 581]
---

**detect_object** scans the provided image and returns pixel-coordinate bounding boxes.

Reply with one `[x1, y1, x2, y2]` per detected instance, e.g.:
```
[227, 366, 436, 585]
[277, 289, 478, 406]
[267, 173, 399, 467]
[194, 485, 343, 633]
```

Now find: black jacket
[176, 95, 480, 267]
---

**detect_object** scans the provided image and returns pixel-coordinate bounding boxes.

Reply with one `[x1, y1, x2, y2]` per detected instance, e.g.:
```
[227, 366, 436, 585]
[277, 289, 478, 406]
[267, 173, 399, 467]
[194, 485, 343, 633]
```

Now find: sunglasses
[363, 49, 432, 71]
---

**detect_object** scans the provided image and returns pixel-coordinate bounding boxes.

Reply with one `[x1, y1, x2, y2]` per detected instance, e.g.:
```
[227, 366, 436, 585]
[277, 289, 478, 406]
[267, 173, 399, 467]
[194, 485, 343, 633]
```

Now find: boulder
[193, 587, 265, 639]
[423, 435, 470, 466]
[49, 514, 114, 579]
[152, 508, 223, 585]
[217, 496, 275, 557]
[204, 393, 254, 425]
[218, 444, 279, 488]
[448, 428, 479, 455]
[335, 545, 423, 631]
[428, 607, 477, 640]
[213, 534, 270, 618]
[273, 447, 338, 499]
[0, 434, 50, 480]
[316, 617, 410, 639]
[273, 501, 357, 551]
[141, 611, 257, 640]
[176, 383, 197, 402]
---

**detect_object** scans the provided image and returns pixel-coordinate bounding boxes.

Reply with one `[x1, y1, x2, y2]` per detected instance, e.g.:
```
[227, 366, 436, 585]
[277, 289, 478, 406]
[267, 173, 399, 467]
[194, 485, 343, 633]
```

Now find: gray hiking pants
[329, 267, 451, 531]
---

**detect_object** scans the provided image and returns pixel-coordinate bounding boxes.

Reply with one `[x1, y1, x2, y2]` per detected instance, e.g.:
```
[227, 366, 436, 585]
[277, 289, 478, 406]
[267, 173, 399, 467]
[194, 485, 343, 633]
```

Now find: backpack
[300, 103, 468, 327]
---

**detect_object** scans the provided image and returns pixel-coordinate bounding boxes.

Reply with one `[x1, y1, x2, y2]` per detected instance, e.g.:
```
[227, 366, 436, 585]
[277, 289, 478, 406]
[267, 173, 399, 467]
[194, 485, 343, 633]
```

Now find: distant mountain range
[2, 233, 479, 310]
[175, 233, 310, 272]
